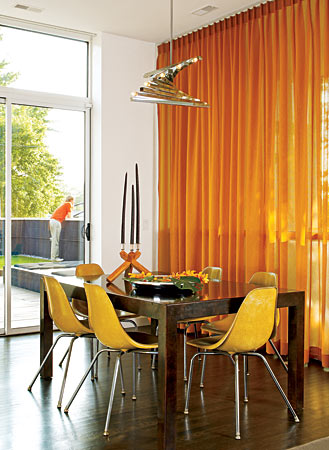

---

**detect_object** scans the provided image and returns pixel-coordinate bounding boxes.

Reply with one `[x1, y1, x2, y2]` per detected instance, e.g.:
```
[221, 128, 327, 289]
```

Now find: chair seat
[178, 316, 216, 324]
[201, 315, 235, 333]
[187, 333, 226, 348]
[72, 298, 88, 318]
[116, 310, 139, 319]
[72, 298, 138, 321]
[78, 319, 92, 330]
[127, 331, 158, 346]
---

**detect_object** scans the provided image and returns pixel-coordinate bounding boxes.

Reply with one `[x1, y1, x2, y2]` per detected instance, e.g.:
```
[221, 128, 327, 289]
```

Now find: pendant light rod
[170, 0, 173, 65]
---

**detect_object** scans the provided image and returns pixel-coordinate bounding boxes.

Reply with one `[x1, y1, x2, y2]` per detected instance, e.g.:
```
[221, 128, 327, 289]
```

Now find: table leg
[40, 278, 53, 379]
[157, 309, 177, 450]
[287, 292, 305, 413]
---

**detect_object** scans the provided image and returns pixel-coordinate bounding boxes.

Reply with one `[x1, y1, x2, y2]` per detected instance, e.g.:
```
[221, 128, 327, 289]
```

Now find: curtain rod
[159, 0, 274, 44]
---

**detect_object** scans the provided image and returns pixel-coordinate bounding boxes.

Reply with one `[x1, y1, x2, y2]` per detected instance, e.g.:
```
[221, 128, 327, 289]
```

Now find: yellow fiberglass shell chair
[184, 287, 299, 440]
[64, 283, 158, 437]
[73, 263, 138, 325]
[27, 276, 96, 408]
[201, 271, 287, 372]
[71, 263, 105, 318]
[59, 263, 140, 371]
[178, 266, 223, 381]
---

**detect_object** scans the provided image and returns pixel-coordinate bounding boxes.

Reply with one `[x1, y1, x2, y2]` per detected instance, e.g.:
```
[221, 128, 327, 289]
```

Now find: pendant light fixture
[130, 0, 209, 108]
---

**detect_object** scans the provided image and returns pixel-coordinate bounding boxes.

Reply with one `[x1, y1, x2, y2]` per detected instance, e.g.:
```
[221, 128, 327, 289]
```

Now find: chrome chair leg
[234, 354, 241, 440]
[64, 348, 111, 413]
[104, 353, 121, 436]
[57, 336, 78, 408]
[90, 338, 95, 381]
[243, 355, 248, 402]
[269, 339, 288, 372]
[151, 354, 156, 370]
[184, 326, 188, 380]
[252, 352, 299, 422]
[200, 352, 207, 388]
[132, 352, 137, 400]
[94, 339, 99, 380]
[200, 351, 234, 389]
[137, 353, 142, 370]
[28, 333, 73, 391]
[151, 324, 158, 370]
[186, 350, 235, 412]
[119, 358, 125, 395]
[193, 324, 202, 361]
[58, 346, 69, 368]
[184, 352, 200, 414]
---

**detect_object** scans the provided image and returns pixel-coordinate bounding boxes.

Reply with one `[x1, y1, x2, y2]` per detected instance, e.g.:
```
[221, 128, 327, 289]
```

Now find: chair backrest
[248, 271, 277, 287]
[207, 287, 277, 353]
[248, 272, 279, 337]
[43, 276, 92, 335]
[75, 263, 104, 277]
[202, 266, 222, 281]
[84, 283, 142, 351]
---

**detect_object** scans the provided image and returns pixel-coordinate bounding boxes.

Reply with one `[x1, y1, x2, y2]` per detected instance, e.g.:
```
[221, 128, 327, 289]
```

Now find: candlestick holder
[107, 164, 150, 284]
[106, 249, 150, 283]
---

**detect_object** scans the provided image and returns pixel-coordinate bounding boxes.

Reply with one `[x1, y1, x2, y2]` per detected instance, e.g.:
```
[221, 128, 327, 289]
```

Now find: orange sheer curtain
[157, 0, 329, 366]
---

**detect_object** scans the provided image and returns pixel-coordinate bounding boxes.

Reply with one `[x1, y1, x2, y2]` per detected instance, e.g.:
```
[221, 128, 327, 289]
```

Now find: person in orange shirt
[49, 195, 74, 261]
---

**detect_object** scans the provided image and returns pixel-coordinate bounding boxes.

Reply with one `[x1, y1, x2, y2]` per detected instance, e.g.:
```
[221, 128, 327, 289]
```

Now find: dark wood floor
[0, 331, 328, 450]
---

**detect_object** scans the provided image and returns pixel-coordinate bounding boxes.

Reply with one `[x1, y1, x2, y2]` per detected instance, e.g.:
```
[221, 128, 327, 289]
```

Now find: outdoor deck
[0, 281, 40, 329]
[0, 264, 79, 330]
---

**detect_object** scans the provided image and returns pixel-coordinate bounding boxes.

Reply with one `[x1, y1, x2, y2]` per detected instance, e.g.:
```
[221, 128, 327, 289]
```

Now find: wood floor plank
[0, 332, 328, 449]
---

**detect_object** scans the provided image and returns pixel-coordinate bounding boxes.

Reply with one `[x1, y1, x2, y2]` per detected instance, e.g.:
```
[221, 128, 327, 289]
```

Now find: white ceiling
[0, 0, 267, 43]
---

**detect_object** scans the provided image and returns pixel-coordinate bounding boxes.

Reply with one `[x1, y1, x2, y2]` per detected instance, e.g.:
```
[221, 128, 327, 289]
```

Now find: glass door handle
[81, 223, 90, 241]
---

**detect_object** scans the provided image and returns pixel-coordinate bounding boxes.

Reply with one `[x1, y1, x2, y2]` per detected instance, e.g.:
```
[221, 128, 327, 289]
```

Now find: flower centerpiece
[124, 270, 209, 293]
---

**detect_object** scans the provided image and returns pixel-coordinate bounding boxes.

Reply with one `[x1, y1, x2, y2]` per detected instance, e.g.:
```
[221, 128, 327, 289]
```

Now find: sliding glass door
[0, 101, 5, 333]
[9, 104, 88, 330]
[0, 100, 90, 333]
[0, 22, 91, 334]
[0, 100, 89, 333]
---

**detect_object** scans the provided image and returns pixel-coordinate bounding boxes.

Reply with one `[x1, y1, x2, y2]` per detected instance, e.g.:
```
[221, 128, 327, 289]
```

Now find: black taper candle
[121, 172, 128, 246]
[135, 163, 140, 246]
[130, 185, 135, 246]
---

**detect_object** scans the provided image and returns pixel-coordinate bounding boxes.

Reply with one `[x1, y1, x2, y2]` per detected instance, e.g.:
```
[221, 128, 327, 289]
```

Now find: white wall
[91, 33, 157, 274]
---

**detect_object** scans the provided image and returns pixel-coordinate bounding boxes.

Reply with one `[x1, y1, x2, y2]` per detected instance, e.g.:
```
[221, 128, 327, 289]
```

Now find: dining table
[39, 272, 305, 450]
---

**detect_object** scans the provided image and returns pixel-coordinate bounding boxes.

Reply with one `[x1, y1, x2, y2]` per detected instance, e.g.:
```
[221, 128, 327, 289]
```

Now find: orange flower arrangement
[170, 270, 209, 284]
[125, 270, 208, 293]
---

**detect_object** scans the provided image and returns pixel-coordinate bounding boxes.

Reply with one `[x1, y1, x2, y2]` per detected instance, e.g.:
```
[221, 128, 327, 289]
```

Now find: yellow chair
[64, 283, 158, 437]
[73, 263, 138, 324]
[27, 276, 97, 408]
[184, 287, 299, 440]
[59, 263, 140, 370]
[201, 271, 287, 374]
[178, 266, 223, 381]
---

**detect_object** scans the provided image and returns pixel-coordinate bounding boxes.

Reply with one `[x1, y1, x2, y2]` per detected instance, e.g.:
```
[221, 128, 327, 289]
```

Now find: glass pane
[0, 25, 88, 97]
[11, 104, 85, 329]
[0, 102, 4, 331]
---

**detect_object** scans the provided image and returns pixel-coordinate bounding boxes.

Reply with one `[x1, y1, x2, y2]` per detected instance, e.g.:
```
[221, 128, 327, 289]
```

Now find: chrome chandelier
[130, 1, 209, 108]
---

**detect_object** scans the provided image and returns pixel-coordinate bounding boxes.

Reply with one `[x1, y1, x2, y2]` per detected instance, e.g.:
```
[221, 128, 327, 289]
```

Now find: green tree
[0, 59, 18, 86]
[0, 33, 63, 217]
[11, 106, 63, 217]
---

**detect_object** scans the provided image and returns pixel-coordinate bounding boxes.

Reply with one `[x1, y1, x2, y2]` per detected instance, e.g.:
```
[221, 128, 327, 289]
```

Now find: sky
[0, 25, 87, 198]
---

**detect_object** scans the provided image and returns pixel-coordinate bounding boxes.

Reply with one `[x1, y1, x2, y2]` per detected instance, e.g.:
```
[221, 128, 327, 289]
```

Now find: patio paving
[0, 281, 40, 329]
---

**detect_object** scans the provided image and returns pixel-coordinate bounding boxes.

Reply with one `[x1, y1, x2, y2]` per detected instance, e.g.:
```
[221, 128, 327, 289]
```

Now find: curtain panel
[157, 0, 329, 366]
